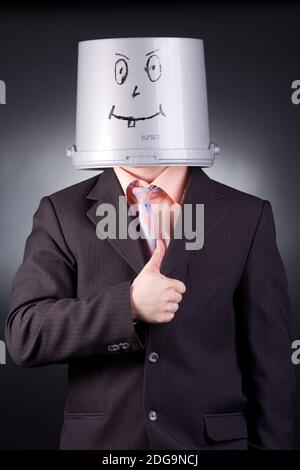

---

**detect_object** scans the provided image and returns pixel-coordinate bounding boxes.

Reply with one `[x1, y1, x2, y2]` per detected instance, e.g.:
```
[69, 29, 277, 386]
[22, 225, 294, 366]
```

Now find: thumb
[143, 239, 165, 273]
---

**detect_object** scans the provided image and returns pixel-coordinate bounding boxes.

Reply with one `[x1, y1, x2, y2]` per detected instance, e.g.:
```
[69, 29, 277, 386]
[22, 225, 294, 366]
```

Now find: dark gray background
[0, 2, 299, 449]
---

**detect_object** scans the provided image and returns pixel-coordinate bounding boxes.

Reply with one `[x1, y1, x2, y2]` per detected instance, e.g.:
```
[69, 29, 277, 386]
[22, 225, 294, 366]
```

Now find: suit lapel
[159, 167, 229, 276]
[86, 167, 229, 277]
[86, 169, 147, 275]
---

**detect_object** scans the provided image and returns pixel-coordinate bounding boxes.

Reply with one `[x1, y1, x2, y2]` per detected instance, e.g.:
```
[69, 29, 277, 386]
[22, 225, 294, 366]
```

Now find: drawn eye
[145, 54, 162, 82]
[115, 58, 128, 85]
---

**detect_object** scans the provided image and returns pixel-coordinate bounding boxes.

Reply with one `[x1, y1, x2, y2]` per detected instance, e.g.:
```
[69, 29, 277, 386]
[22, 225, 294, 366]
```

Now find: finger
[143, 238, 165, 273]
[169, 292, 183, 303]
[165, 302, 179, 314]
[165, 278, 186, 294]
[156, 313, 175, 324]
[164, 290, 182, 303]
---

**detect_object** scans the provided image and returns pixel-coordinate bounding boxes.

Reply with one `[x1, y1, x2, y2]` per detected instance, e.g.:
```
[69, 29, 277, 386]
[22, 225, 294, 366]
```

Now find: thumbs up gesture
[130, 239, 186, 324]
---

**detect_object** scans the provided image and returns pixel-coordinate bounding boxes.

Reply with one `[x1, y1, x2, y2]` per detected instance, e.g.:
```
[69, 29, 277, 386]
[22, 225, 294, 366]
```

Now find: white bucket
[67, 37, 219, 169]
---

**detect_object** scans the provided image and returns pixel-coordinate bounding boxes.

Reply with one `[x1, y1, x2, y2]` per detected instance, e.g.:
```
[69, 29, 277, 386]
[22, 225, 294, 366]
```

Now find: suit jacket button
[148, 352, 159, 363]
[119, 342, 131, 350]
[148, 410, 158, 421]
[107, 344, 120, 352]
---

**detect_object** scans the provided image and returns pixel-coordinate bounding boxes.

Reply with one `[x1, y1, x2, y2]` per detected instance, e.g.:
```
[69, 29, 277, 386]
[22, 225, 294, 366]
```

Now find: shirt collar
[113, 166, 189, 204]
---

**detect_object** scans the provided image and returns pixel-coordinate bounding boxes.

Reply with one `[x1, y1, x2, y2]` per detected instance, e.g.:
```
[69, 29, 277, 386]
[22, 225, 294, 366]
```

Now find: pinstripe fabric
[5, 167, 295, 450]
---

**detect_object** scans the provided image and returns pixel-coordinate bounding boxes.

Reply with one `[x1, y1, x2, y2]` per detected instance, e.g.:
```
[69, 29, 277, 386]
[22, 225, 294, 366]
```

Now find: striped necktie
[126, 179, 176, 257]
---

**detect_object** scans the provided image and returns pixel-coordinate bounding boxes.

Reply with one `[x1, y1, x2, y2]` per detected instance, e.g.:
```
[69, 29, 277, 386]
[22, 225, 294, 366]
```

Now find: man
[5, 35, 295, 450]
[5, 162, 294, 450]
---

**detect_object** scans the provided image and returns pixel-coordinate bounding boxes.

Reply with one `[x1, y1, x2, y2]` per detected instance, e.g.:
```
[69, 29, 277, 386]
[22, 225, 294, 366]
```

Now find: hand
[130, 239, 186, 324]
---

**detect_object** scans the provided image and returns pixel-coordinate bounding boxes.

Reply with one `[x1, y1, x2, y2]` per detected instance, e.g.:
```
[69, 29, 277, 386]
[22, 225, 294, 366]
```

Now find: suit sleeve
[5, 196, 145, 367]
[235, 200, 295, 449]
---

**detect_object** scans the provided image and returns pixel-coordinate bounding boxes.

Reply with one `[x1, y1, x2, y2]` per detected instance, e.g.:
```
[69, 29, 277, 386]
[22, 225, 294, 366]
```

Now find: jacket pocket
[203, 412, 248, 442]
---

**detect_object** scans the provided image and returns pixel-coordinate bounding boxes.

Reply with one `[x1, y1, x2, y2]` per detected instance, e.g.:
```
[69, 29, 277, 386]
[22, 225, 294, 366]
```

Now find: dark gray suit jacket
[5, 167, 295, 449]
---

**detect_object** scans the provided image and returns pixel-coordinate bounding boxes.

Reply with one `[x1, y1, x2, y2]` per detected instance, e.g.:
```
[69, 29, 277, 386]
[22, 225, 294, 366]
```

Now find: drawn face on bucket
[108, 48, 166, 128]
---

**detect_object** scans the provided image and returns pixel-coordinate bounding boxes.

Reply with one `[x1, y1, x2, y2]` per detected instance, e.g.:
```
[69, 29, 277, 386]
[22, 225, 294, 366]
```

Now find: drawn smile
[108, 104, 166, 128]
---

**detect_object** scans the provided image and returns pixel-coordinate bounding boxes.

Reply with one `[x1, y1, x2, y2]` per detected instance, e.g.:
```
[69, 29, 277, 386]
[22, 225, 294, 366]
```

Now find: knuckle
[163, 313, 174, 323]
[179, 282, 186, 293]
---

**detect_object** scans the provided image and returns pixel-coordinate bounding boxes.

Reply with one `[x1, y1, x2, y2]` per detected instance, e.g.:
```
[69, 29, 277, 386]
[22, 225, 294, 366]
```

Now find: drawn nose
[132, 85, 140, 98]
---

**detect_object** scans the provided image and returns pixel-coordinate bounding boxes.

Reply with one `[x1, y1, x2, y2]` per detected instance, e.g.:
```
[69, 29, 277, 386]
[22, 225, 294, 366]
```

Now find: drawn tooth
[128, 119, 136, 128]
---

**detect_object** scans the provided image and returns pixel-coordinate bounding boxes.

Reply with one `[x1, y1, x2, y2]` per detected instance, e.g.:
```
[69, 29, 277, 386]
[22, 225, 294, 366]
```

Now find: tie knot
[124, 178, 181, 257]
[126, 180, 163, 206]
